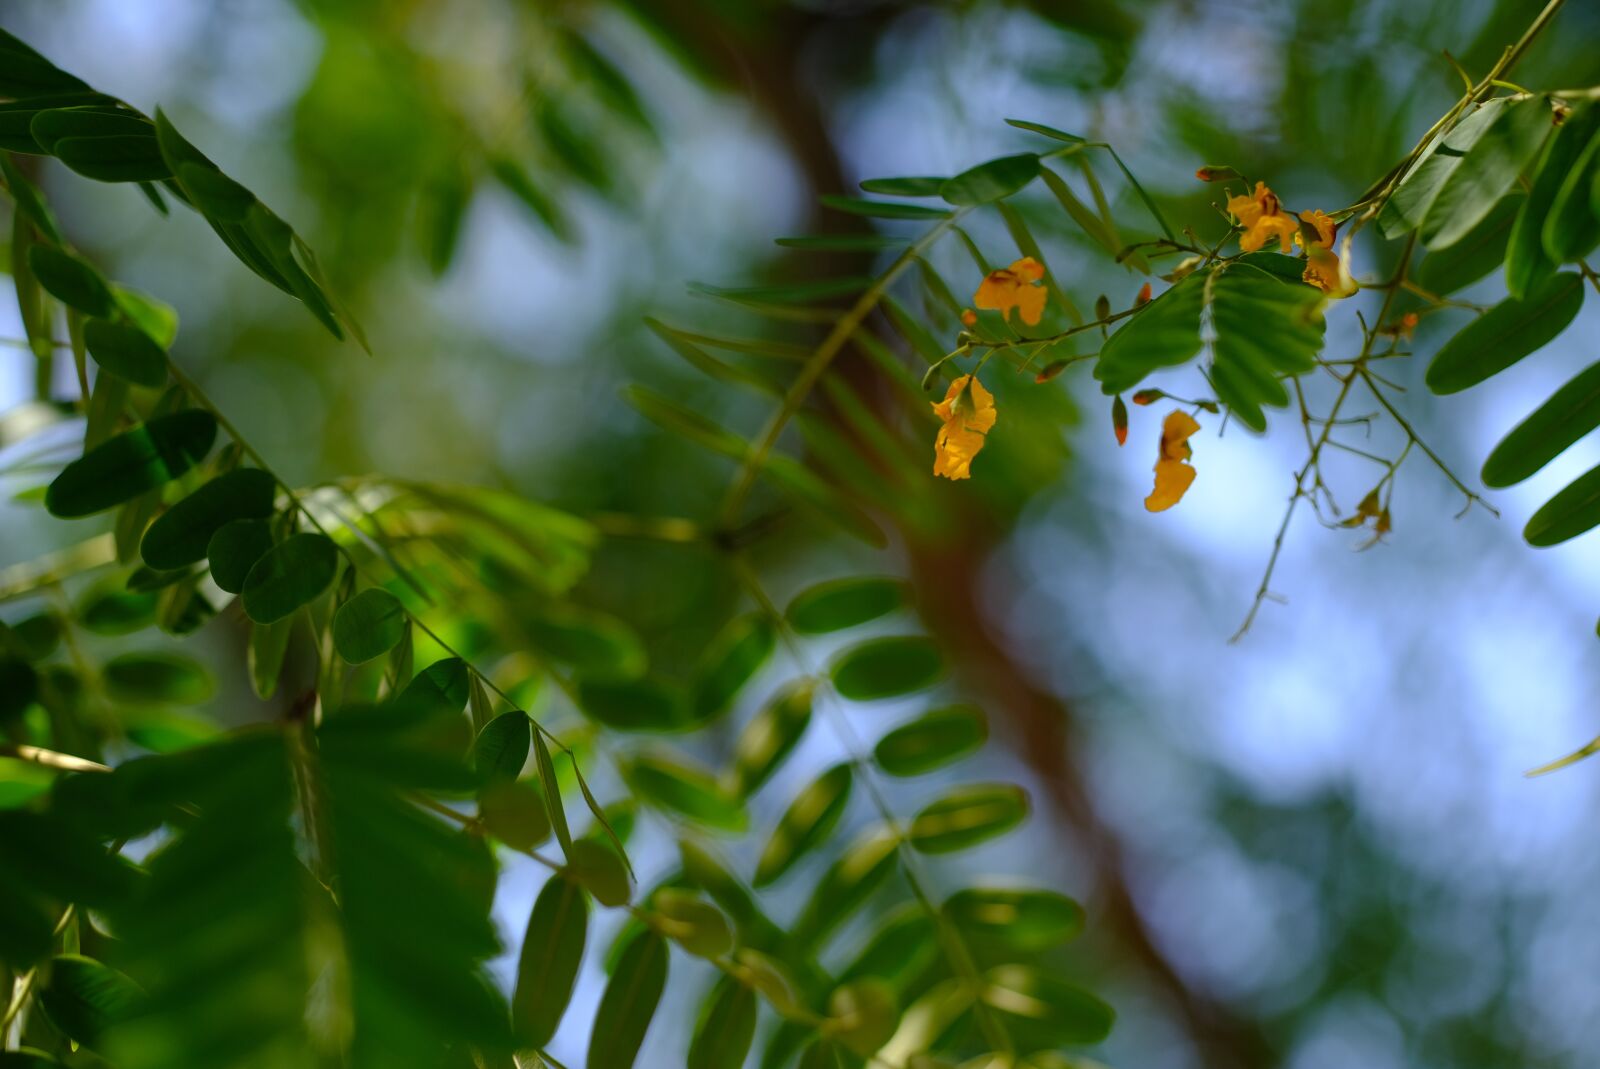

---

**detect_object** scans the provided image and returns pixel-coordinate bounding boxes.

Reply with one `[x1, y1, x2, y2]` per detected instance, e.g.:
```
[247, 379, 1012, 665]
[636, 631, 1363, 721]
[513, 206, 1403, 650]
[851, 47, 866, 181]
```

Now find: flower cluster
[1225, 182, 1355, 297]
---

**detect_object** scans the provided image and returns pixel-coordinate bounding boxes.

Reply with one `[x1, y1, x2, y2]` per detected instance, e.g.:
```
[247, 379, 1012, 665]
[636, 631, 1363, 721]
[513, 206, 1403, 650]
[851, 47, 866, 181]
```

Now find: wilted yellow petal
[1145, 409, 1200, 511]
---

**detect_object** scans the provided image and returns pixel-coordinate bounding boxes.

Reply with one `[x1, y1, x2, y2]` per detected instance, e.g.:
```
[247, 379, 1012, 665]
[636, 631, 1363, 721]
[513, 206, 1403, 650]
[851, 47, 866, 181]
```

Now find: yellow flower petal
[1145, 409, 1200, 511]
[973, 258, 1048, 324]
[932, 375, 997, 480]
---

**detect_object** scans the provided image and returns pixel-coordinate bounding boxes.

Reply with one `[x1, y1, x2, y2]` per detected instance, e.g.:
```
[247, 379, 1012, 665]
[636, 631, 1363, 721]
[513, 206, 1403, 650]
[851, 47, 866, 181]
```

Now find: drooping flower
[932, 374, 998, 480]
[1303, 230, 1358, 298]
[1145, 409, 1200, 512]
[1226, 181, 1299, 254]
[1296, 209, 1336, 249]
[973, 257, 1047, 326]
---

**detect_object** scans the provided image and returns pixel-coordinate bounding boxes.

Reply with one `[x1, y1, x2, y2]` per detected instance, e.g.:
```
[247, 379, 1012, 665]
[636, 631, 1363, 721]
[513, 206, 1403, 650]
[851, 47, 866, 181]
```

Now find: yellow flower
[1303, 230, 1358, 298]
[1296, 209, 1336, 249]
[1145, 409, 1200, 512]
[973, 257, 1047, 326]
[1227, 182, 1298, 254]
[931, 374, 997, 480]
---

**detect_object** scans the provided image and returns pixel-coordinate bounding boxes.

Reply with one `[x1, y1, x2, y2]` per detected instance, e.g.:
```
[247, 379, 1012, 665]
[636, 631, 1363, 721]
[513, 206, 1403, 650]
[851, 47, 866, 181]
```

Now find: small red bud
[1136, 282, 1152, 307]
[1112, 395, 1128, 446]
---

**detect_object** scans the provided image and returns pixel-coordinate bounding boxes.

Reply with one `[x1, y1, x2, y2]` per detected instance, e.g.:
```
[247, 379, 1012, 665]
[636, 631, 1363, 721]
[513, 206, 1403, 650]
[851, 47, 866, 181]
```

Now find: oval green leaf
[46, 410, 217, 518]
[827, 979, 899, 1056]
[576, 676, 693, 732]
[1508, 105, 1599, 297]
[26, 244, 113, 316]
[527, 605, 646, 681]
[513, 873, 589, 1047]
[587, 930, 667, 1069]
[728, 680, 814, 798]
[859, 176, 947, 196]
[478, 780, 550, 850]
[240, 532, 338, 624]
[688, 978, 757, 1069]
[37, 955, 142, 1052]
[332, 587, 407, 664]
[944, 886, 1085, 951]
[1483, 360, 1600, 488]
[1425, 271, 1584, 394]
[979, 964, 1114, 1046]
[873, 704, 987, 777]
[831, 635, 944, 702]
[652, 888, 733, 958]
[567, 837, 632, 907]
[533, 731, 573, 859]
[473, 710, 530, 786]
[692, 613, 774, 720]
[754, 762, 853, 887]
[1541, 118, 1600, 264]
[625, 753, 747, 833]
[941, 153, 1040, 206]
[908, 783, 1029, 854]
[103, 652, 212, 705]
[792, 825, 899, 947]
[1421, 96, 1553, 250]
[139, 467, 276, 570]
[83, 317, 166, 388]
[206, 518, 273, 594]
[785, 576, 906, 634]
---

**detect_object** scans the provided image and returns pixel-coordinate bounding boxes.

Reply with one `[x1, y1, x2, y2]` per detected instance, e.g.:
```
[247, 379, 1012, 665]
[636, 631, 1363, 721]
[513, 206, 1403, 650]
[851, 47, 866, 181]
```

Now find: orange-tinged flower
[974, 257, 1047, 326]
[1303, 231, 1358, 298]
[1136, 281, 1153, 306]
[1227, 181, 1298, 254]
[1296, 209, 1336, 249]
[931, 374, 998, 480]
[960, 308, 978, 328]
[1145, 409, 1200, 512]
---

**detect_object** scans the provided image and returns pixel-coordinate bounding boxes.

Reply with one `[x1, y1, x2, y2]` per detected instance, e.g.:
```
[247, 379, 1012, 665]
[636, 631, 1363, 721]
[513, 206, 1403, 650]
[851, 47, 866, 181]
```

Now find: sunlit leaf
[755, 762, 853, 887]
[624, 753, 747, 833]
[241, 532, 338, 624]
[46, 411, 217, 518]
[944, 886, 1085, 951]
[873, 705, 987, 777]
[514, 873, 588, 1047]
[728, 680, 814, 798]
[831, 635, 944, 701]
[587, 930, 667, 1069]
[908, 783, 1029, 854]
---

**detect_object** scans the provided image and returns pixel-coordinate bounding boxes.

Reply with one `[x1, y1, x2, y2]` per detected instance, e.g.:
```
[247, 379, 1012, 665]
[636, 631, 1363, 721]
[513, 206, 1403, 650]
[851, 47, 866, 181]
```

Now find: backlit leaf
[873, 705, 987, 777]
[831, 635, 944, 701]
[514, 873, 588, 1047]
[46, 411, 217, 518]
[944, 886, 1085, 951]
[624, 753, 747, 833]
[332, 587, 407, 664]
[241, 532, 338, 624]
[908, 783, 1029, 854]
[728, 680, 814, 798]
[755, 762, 853, 887]
[1425, 272, 1584, 394]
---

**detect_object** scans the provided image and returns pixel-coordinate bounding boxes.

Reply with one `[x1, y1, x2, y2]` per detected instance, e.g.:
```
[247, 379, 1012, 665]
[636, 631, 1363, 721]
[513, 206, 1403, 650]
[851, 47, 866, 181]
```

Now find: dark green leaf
[241, 532, 338, 624]
[399, 657, 471, 714]
[0, 659, 38, 722]
[587, 931, 667, 1069]
[728, 680, 814, 798]
[831, 635, 944, 701]
[1004, 118, 1087, 143]
[46, 410, 217, 518]
[1093, 272, 1205, 394]
[474, 711, 531, 786]
[104, 651, 212, 704]
[827, 979, 898, 1056]
[944, 886, 1085, 951]
[775, 233, 910, 252]
[332, 587, 407, 664]
[1422, 96, 1553, 249]
[1414, 193, 1521, 296]
[1425, 272, 1584, 394]
[786, 576, 907, 634]
[526, 604, 646, 680]
[1484, 360, 1600, 488]
[479, 780, 550, 850]
[0, 30, 92, 100]
[514, 874, 589, 1047]
[692, 613, 774, 720]
[838, 905, 940, 992]
[1541, 115, 1600, 264]
[941, 153, 1040, 206]
[688, 978, 758, 1069]
[908, 783, 1029, 854]
[1507, 104, 1599, 297]
[576, 675, 694, 732]
[249, 615, 291, 700]
[873, 705, 987, 777]
[84, 317, 167, 387]
[26, 244, 113, 317]
[37, 955, 143, 1052]
[139, 467, 276, 570]
[625, 753, 747, 833]
[755, 762, 853, 887]
[206, 518, 273, 594]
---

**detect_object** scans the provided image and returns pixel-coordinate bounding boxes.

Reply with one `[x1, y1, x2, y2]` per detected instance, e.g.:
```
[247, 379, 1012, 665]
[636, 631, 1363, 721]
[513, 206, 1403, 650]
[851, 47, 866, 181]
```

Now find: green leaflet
[944, 886, 1086, 951]
[576, 675, 694, 732]
[514, 874, 589, 1047]
[139, 468, 277, 570]
[28, 244, 114, 316]
[1507, 104, 1600, 297]
[587, 930, 667, 1069]
[818, 195, 952, 220]
[941, 153, 1040, 205]
[873, 705, 987, 777]
[754, 762, 854, 887]
[688, 978, 758, 1069]
[472, 710, 531, 786]
[785, 576, 907, 634]
[206, 518, 273, 594]
[624, 753, 747, 833]
[1378, 97, 1509, 238]
[533, 732, 574, 859]
[103, 652, 212, 705]
[1525, 464, 1600, 547]
[566, 837, 632, 907]
[727, 680, 814, 798]
[240, 532, 339, 624]
[831, 635, 944, 701]
[1420, 96, 1553, 250]
[859, 176, 948, 196]
[979, 964, 1115, 1047]
[480, 781, 550, 852]
[46, 411, 218, 518]
[651, 888, 733, 958]
[1413, 193, 1521, 297]
[1541, 112, 1600, 264]
[908, 783, 1030, 854]
[332, 587, 407, 664]
[84, 316, 168, 387]
[1483, 361, 1600, 488]
[1425, 272, 1584, 394]
[692, 613, 775, 720]
[792, 825, 899, 947]
[37, 955, 143, 1053]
